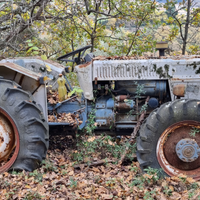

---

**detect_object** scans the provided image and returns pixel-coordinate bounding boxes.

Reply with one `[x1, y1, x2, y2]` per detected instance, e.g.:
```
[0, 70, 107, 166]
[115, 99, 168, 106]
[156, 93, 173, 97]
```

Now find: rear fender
[0, 62, 48, 120]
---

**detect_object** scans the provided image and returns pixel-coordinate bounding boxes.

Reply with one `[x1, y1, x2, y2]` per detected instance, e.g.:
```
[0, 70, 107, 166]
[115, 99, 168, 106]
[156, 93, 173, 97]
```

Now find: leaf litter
[0, 134, 200, 200]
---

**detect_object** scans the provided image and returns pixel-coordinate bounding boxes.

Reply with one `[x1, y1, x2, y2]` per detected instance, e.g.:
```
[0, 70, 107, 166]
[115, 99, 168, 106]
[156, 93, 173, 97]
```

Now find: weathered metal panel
[32, 85, 48, 121]
[93, 59, 172, 80]
[93, 58, 200, 81]
[74, 56, 200, 100]
[0, 62, 41, 80]
[0, 63, 48, 120]
[170, 79, 200, 100]
[1, 57, 64, 72]
[0, 63, 41, 95]
[0, 57, 64, 90]
[75, 62, 93, 100]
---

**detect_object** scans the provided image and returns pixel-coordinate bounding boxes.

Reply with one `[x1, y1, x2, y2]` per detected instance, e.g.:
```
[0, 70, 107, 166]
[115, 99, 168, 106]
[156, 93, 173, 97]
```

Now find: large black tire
[137, 99, 200, 178]
[0, 78, 49, 172]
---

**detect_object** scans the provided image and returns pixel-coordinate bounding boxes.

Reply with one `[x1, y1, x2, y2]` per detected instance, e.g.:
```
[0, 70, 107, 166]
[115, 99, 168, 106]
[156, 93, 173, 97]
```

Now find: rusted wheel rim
[0, 108, 19, 172]
[157, 120, 200, 180]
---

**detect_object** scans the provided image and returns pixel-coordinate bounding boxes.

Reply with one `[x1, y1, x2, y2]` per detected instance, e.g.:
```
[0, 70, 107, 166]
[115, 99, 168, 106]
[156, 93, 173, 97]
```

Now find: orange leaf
[24, 185, 31, 189]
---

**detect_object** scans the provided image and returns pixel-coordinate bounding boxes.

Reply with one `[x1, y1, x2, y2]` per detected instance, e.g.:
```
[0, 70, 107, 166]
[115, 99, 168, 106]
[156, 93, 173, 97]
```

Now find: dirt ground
[0, 134, 200, 200]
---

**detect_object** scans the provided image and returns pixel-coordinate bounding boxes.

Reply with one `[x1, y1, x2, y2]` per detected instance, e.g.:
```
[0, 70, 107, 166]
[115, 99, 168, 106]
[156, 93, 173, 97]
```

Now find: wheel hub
[176, 138, 200, 162]
[0, 114, 15, 160]
[157, 120, 200, 180]
[0, 108, 19, 173]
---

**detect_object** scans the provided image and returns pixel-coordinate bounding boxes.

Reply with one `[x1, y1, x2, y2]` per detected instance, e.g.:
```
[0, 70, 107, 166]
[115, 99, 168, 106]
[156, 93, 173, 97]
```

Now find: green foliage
[130, 167, 161, 193]
[135, 81, 146, 98]
[189, 127, 200, 137]
[41, 159, 58, 172]
[162, 0, 200, 54]
[29, 170, 43, 183]
[178, 175, 187, 183]
[2, 0, 200, 57]
[1, 180, 11, 188]
[69, 177, 78, 188]
[0, 0, 158, 58]
[189, 182, 199, 190]
[25, 40, 40, 55]
[5, 191, 15, 200]
[41, 55, 48, 60]
[61, 169, 68, 175]
[188, 190, 196, 199]
[68, 86, 83, 97]
[187, 182, 199, 199]
[83, 107, 96, 135]
[130, 164, 139, 173]
[105, 178, 116, 188]
[140, 104, 148, 114]
[144, 167, 162, 182]
[66, 72, 79, 87]
[130, 177, 144, 189]
[144, 189, 157, 200]
[163, 186, 172, 197]
[23, 191, 43, 200]
[11, 170, 23, 175]
[72, 134, 136, 164]
[188, 45, 200, 55]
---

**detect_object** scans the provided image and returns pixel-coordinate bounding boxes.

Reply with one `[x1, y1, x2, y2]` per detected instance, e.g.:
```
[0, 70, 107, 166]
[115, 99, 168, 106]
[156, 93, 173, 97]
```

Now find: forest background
[1, 0, 200, 62]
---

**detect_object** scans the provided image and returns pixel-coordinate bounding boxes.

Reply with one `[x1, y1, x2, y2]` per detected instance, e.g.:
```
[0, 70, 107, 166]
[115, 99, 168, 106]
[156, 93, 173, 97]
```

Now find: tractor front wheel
[137, 99, 200, 180]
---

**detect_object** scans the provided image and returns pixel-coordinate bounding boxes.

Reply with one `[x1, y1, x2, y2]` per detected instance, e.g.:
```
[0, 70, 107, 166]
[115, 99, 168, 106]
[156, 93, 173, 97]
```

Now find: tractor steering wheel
[57, 45, 92, 65]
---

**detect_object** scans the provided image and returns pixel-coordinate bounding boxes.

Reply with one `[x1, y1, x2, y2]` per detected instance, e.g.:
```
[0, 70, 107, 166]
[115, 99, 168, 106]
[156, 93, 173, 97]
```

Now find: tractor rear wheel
[137, 99, 200, 180]
[0, 78, 49, 172]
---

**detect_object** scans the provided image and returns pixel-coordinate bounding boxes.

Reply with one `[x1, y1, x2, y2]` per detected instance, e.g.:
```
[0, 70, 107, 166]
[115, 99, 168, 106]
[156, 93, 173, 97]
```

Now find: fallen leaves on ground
[0, 135, 200, 200]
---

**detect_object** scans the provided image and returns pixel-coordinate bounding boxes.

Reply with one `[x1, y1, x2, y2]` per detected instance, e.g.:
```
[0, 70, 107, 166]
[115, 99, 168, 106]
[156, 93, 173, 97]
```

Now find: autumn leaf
[87, 136, 96, 142]
[186, 177, 196, 184]
[46, 64, 52, 72]
[41, 55, 47, 60]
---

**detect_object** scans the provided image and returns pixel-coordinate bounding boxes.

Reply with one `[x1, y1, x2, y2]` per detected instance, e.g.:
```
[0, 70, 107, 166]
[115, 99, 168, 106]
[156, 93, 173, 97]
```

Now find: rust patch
[173, 84, 185, 97]
[78, 61, 91, 68]
[0, 108, 19, 172]
[115, 95, 130, 102]
[115, 102, 132, 111]
[93, 55, 200, 61]
[0, 114, 15, 160]
[171, 78, 182, 81]
[94, 77, 97, 85]
[0, 136, 4, 143]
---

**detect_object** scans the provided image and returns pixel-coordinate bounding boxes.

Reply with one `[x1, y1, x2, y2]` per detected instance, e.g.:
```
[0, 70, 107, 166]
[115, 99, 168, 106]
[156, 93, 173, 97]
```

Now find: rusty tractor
[1, 46, 200, 180]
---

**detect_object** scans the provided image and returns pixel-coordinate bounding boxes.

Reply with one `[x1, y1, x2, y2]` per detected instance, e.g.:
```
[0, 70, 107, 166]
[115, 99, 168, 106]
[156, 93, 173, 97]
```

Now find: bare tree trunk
[182, 0, 191, 55]
[90, 1, 101, 53]
[91, 36, 94, 52]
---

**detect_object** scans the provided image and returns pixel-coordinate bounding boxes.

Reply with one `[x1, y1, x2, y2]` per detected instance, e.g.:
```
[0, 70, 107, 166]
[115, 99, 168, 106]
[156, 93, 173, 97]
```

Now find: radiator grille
[93, 60, 159, 80]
